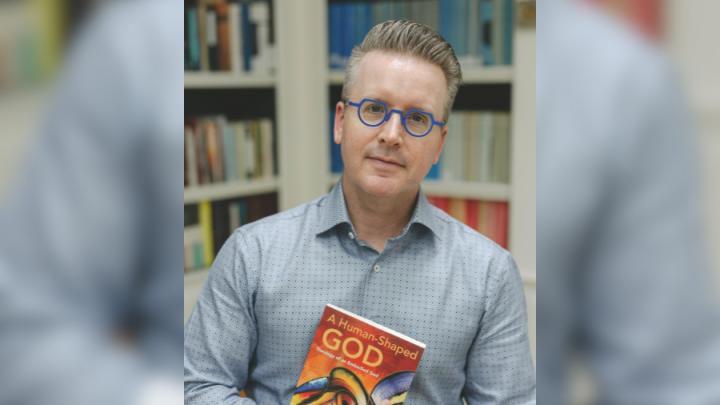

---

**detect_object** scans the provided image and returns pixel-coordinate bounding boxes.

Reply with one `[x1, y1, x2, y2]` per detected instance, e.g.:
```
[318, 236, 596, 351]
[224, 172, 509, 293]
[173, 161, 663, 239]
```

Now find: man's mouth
[367, 156, 404, 167]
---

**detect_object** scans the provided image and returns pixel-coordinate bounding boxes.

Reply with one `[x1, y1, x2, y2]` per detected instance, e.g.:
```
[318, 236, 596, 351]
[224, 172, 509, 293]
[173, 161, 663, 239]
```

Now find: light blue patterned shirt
[184, 181, 535, 404]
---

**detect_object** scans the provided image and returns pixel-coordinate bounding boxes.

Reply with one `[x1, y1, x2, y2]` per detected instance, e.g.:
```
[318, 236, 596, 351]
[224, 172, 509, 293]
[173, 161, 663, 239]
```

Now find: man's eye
[368, 104, 384, 113]
[409, 113, 426, 123]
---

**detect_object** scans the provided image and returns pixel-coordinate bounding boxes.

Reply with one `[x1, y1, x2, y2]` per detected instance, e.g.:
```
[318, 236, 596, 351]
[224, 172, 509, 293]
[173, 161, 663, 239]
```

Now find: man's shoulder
[232, 193, 327, 238]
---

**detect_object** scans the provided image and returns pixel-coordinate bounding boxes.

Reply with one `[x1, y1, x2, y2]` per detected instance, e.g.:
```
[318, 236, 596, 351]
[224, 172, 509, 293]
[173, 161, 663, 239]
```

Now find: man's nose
[378, 111, 404, 146]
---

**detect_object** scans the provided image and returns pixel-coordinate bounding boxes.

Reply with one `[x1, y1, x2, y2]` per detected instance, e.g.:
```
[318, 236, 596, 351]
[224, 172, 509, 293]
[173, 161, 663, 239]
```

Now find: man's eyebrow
[368, 96, 436, 114]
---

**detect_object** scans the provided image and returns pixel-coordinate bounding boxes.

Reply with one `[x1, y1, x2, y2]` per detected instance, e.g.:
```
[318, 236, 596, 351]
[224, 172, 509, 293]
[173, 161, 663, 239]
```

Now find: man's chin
[357, 175, 407, 198]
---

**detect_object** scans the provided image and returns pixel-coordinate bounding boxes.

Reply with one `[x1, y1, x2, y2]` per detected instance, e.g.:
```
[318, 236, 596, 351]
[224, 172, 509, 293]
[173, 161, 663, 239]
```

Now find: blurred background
[1, 1, 183, 404]
[592, 0, 720, 285]
[0, 0, 99, 189]
[539, 0, 720, 403]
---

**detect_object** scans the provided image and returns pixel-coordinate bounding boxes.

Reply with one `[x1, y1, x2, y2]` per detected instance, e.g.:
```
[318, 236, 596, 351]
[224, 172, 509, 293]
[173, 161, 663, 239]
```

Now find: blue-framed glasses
[345, 98, 445, 138]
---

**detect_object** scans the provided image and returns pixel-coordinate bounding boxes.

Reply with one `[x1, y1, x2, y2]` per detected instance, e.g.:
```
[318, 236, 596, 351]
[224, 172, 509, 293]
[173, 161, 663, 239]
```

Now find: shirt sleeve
[463, 251, 536, 404]
[184, 230, 259, 404]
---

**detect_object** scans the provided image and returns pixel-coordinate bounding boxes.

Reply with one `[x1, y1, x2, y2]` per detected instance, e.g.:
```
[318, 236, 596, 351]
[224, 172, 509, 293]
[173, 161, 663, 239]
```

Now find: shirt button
[348, 232, 355, 240]
[373, 265, 380, 273]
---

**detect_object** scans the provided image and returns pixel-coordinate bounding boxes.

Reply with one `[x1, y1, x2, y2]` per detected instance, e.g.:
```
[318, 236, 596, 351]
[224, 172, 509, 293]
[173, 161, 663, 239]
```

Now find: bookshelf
[328, 65, 513, 85]
[183, 177, 279, 204]
[184, 0, 536, 360]
[184, 0, 282, 282]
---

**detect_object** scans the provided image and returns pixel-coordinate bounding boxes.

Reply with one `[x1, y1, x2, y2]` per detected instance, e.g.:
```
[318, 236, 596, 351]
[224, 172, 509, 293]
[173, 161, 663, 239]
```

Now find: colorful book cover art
[291, 304, 426, 405]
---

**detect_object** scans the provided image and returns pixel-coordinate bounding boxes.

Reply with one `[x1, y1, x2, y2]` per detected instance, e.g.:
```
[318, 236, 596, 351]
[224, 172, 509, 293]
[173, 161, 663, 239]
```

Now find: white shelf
[184, 72, 275, 89]
[328, 65, 512, 86]
[423, 180, 510, 201]
[462, 66, 513, 84]
[328, 70, 345, 85]
[328, 175, 509, 201]
[184, 268, 210, 285]
[184, 178, 279, 204]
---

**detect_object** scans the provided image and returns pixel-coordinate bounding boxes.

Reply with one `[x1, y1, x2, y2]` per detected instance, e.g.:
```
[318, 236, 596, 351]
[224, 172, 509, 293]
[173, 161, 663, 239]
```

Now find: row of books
[184, 193, 277, 271]
[330, 110, 510, 183]
[428, 196, 508, 248]
[328, 0, 513, 69]
[442, 111, 510, 183]
[185, 0, 274, 74]
[184, 116, 275, 187]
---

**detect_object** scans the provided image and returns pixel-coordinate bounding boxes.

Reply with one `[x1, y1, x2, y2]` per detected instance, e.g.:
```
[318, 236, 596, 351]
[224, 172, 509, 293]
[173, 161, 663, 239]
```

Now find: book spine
[466, 199, 479, 230]
[449, 198, 467, 223]
[185, 124, 199, 186]
[241, 2, 251, 72]
[502, 0, 513, 65]
[195, 119, 210, 184]
[187, 6, 201, 70]
[249, 1, 271, 74]
[229, 2, 242, 73]
[199, 201, 214, 266]
[492, 0, 503, 66]
[197, 0, 209, 70]
[212, 199, 230, 256]
[223, 120, 237, 182]
[216, 0, 231, 70]
[260, 119, 273, 179]
[234, 122, 247, 179]
[206, 5, 219, 71]
[480, 0, 494, 66]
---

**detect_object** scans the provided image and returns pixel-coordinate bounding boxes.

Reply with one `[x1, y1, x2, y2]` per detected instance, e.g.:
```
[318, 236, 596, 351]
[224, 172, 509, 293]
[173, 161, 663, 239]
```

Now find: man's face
[334, 51, 448, 198]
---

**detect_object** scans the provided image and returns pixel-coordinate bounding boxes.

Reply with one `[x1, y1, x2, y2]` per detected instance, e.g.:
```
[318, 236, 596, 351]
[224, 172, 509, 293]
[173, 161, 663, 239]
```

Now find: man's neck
[342, 178, 418, 252]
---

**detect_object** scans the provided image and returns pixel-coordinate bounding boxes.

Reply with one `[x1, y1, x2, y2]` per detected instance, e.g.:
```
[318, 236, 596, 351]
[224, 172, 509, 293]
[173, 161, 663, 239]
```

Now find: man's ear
[432, 124, 448, 164]
[333, 101, 345, 145]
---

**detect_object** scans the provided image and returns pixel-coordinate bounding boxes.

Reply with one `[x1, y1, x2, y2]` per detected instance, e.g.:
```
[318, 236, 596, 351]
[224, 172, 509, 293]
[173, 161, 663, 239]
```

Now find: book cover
[291, 304, 426, 405]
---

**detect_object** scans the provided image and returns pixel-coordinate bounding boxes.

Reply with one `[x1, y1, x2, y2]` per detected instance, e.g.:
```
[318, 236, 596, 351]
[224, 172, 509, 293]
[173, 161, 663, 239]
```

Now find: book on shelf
[183, 193, 276, 272]
[185, 116, 275, 187]
[441, 110, 511, 183]
[327, 0, 513, 69]
[185, 0, 274, 74]
[428, 196, 508, 248]
[291, 304, 425, 405]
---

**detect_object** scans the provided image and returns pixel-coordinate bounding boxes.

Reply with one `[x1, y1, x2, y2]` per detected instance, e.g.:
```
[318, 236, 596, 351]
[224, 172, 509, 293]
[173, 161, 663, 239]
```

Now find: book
[186, 4, 200, 70]
[291, 304, 425, 405]
[206, 4, 219, 71]
[215, 0, 231, 71]
[198, 200, 214, 266]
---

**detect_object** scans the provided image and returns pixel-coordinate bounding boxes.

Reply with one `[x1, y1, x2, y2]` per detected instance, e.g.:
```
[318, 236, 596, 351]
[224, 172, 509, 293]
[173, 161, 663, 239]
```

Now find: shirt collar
[315, 178, 442, 239]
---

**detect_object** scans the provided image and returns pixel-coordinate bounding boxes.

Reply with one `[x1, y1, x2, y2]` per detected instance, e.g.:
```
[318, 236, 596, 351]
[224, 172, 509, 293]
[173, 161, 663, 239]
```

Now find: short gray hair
[342, 19, 463, 121]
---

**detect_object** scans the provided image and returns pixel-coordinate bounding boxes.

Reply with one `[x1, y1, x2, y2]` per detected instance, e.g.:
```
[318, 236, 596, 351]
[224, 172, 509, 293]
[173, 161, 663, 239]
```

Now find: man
[185, 20, 535, 404]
